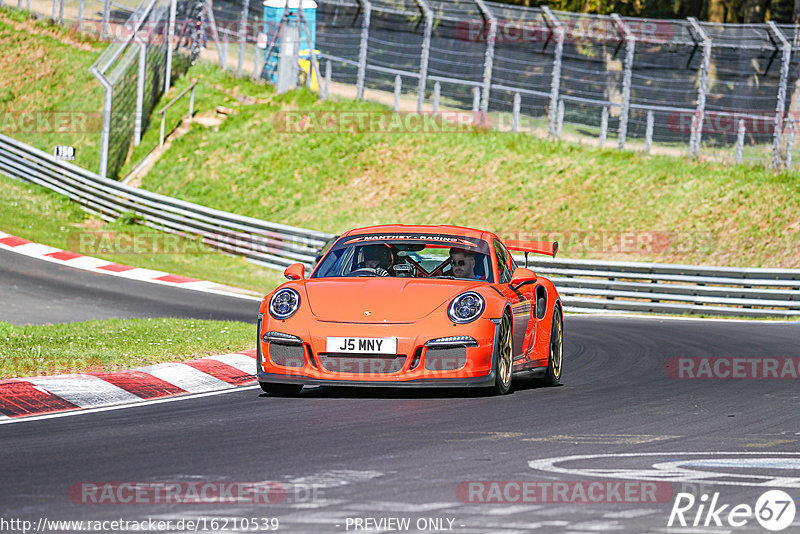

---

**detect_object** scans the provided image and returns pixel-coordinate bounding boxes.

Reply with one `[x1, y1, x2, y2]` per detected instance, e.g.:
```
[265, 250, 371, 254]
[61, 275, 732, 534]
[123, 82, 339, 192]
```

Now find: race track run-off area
[0, 245, 799, 533]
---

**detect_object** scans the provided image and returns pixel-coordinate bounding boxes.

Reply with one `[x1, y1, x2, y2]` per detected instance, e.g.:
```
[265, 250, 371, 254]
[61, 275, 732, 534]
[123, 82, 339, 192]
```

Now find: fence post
[687, 17, 710, 157]
[78, 0, 84, 29]
[600, 106, 608, 148]
[644, 110, 654, 153]
[611, 14, 635, 150]
[51, 0, 57, 21]
[134, 41, 146, 146]
[785, 121, 795, 168]
[90, 67, 112, 178]
[164, 0, 176, 91]
[297, 5, 322, 96]
[237, 0, 250, 77]
[356, 0, 371, 100]
[414, 0, 432, 113]
[542, 7, 563, 138]
[432, 81, 440, 113]
[472, 86, 480, 119]
[221, 34, 228, 69]
[512, 92, 520, 132]
[324, 60, 331, 99]
[102, 0, 110, 39]
[736, 119, 745, 163]
[58, 0, 64, 24]
[203, 0, 227, 68]
[474, 0, 496, 117]
[394, 75, 401, 112]
[556, 99, 564, 138]
[767, 21, 791, 170]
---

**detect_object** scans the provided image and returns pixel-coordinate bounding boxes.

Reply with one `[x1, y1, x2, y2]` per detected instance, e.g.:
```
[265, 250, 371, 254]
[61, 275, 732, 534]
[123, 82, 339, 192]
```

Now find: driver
[449, 247, 485, 280]
[361, 244, 393, 276]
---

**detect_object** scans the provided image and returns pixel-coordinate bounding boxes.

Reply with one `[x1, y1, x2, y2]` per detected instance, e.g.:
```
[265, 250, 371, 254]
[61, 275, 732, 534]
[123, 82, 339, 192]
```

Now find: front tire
[491, 313, 513, 395]
[538, 305, 563, 386]
[260, 382, 303, 396]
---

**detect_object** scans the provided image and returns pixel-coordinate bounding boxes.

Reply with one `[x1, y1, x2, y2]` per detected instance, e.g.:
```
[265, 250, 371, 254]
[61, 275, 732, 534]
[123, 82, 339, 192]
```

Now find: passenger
[449, 248, 485, 280]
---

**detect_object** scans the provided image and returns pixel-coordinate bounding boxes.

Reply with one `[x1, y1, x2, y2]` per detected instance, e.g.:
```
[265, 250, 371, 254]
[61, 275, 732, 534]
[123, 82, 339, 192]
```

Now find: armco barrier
[522, 257, 800, 318]
[0, 133, 334, 270]
[1, 133, 798, 317]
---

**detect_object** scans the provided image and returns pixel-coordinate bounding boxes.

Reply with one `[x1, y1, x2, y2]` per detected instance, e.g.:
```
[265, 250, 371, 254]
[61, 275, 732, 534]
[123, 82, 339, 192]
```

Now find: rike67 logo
[668, 490, 796, 531]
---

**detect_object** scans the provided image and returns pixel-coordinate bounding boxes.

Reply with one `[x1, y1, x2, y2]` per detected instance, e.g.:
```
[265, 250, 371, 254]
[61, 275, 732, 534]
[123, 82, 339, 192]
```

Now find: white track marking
[528, 452, 800, 488]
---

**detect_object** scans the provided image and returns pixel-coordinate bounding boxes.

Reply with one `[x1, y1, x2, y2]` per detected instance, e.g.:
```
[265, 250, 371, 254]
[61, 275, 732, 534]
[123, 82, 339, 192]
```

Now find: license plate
[326, 337, 397, 354]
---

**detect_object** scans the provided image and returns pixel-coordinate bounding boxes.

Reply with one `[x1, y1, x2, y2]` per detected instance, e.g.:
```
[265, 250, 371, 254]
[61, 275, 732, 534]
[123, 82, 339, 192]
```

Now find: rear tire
[538, 306, 563, 387]
[259, 382, 303, 396]
[491, 313, 513, 395]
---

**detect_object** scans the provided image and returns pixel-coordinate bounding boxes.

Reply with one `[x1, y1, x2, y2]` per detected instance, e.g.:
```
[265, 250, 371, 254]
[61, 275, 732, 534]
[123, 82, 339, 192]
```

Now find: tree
[743, 0, 770, 21]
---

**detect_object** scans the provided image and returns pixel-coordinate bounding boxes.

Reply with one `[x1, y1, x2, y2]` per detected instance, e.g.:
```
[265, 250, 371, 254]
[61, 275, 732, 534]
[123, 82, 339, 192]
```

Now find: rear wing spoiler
[504, 240, 559, 259]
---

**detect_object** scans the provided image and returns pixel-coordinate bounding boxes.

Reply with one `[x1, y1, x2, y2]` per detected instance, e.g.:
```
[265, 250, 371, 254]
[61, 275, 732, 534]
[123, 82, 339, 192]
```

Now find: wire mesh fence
[9, 0, 800, 173]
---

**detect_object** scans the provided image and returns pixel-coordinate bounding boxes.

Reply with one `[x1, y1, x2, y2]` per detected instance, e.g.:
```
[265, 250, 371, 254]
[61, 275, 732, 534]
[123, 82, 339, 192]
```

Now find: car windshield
[311, 232, 494, 282]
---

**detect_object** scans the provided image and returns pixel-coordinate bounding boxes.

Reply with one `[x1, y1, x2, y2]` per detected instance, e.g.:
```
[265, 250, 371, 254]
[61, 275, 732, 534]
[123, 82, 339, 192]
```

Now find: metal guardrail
[0, 133, 798, 317]
[0, 133, 334, 270]
[519, 257, 800, 318]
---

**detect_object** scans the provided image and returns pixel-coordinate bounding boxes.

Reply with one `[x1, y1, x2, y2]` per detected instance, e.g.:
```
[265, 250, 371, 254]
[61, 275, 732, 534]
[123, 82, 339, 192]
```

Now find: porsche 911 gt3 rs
[257, 225, 562, 395]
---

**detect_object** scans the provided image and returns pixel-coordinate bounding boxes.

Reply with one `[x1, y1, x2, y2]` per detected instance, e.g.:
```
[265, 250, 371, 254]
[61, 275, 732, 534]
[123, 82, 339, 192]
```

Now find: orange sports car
[256, 225, 562, 396]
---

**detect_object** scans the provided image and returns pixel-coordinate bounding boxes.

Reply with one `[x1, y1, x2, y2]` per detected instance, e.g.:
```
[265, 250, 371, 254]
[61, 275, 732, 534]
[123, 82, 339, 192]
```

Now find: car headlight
[269, 288, 301, 320]
[448, 291, 485, 324]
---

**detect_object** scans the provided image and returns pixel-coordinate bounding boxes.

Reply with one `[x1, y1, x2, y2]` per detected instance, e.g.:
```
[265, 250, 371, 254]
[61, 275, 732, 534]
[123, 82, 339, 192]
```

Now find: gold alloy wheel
[499, 317, 513, 387]
[551, 311, 562, 379]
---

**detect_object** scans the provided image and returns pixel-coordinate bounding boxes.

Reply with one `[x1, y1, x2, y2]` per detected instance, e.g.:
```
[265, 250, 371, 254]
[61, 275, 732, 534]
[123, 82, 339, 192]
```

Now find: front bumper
[257, 314, 499, 388]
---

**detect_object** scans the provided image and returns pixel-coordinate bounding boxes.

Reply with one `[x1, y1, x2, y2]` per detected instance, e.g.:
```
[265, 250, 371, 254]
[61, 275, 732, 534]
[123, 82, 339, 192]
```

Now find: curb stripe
[0, 381, 80, 417]
[26, 376, 141, 407]
[154, 274, 200, 284]
[142, 363, 231, 393]
[97, 263, 136, 272]
[0, 236, 31, 247]
[89, 371, 187, 399]
[183, 359, 255, 386]
[45, 250, 83, 261]
[206, 353, 258, 375]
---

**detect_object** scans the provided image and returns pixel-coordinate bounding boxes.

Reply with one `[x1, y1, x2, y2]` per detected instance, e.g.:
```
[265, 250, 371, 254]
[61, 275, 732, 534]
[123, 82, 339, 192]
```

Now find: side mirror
[284, 263, 305, 280]
[510, 267, 537, 287]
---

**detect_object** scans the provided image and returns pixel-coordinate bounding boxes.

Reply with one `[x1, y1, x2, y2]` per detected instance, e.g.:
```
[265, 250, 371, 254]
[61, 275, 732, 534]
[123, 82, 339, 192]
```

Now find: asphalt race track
[1, 253, 799, 533]
[0, 249, 257, 325]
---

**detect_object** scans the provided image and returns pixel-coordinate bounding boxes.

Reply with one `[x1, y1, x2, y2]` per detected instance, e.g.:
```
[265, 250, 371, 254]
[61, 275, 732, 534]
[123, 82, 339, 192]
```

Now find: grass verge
[0, 318, 253, 379]
[0, 6, 105, 172]
[137, 63, 800, 269]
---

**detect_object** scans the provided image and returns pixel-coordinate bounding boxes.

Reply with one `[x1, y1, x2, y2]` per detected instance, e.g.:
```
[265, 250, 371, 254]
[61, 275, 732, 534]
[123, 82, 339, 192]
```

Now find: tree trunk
[708, 0, 741, 22]
[743, 0, 770, 21]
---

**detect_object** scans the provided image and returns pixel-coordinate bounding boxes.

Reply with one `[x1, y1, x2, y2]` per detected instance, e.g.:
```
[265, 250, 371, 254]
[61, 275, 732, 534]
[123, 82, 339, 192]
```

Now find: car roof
[342, 224, 496, 242]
